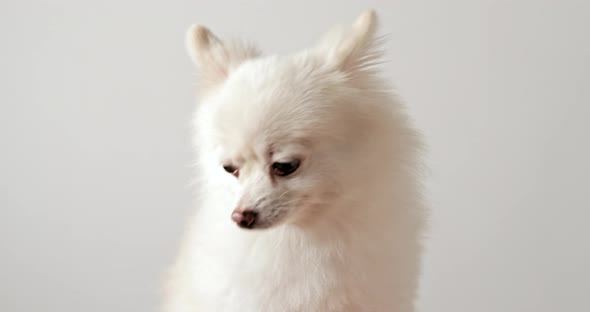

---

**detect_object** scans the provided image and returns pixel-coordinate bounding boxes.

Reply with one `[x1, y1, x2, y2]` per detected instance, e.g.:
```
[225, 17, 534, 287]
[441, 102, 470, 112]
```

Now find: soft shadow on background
[1, 1, 589, 311]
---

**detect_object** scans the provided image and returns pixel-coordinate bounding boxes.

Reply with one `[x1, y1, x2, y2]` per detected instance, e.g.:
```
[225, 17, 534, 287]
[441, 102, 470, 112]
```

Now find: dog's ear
[186, 25, 260, 92]
[316, 10, 381, 74]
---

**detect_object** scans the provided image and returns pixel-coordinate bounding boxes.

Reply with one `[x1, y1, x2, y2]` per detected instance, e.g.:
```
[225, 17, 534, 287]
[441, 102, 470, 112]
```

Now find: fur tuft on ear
[185, 25, 260, 93]
[316, 9, 382, 74]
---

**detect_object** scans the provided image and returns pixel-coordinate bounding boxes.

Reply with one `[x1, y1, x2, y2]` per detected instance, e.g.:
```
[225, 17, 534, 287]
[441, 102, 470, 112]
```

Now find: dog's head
[188, 11, 386, 229]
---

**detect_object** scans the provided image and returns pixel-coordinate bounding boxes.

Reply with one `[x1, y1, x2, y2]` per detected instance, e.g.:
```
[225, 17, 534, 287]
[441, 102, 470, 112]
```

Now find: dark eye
[272, 159, 301, 177]
[223, 165, 239, 177]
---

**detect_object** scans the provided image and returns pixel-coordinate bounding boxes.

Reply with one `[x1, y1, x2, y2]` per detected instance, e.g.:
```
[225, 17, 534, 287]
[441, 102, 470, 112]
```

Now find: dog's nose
[231, 209, 257, 229]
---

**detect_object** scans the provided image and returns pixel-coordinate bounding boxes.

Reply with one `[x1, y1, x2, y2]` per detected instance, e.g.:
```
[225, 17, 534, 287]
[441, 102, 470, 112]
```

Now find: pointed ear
[316, 10, 381, 73]
[185, 25, 260, 91]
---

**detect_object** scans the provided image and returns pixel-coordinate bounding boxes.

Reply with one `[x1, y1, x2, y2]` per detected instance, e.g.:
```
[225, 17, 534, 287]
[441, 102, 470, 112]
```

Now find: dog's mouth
[239, 220, 270, 230]
[234, 218, 277, 230]
[236, 216, 284, 230]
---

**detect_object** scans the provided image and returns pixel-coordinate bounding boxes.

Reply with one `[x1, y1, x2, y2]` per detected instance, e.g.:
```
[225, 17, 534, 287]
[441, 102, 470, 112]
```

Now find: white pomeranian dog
[165, 9, 426, 312]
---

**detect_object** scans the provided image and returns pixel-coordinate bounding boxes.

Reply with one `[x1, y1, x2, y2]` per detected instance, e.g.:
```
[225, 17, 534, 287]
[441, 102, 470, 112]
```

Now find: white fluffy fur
[165, 10, 426, 312]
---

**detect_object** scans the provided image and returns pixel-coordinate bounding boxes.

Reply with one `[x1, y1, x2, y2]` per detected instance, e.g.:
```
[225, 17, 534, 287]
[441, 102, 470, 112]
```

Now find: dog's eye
[272, 159, 301, 177]
[223, 165, 239, 177]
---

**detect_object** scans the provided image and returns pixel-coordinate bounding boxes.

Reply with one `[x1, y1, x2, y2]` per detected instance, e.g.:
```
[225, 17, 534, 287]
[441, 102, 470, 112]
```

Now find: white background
[2, 1, 589, 311]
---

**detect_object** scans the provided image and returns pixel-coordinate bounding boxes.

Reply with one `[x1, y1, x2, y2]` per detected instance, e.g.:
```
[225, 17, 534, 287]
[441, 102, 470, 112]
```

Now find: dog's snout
[231, 209, 258, 229]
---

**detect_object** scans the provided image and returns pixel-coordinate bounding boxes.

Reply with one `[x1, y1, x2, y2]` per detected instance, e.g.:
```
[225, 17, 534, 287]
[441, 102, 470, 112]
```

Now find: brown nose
[231, 209, 257, 229]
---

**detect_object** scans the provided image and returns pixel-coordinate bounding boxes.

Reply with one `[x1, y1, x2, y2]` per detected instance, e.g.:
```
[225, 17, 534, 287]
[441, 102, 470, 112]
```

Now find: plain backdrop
[1, 0, 589, 311]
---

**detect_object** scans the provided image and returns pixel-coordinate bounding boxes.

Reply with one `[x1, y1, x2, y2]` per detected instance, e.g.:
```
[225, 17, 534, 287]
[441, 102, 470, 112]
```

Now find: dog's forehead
[214, 59, 323, 125]
[226, 55, 324, 97]
[206, 54, 352, 163]
[216, 115, 314, 158]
